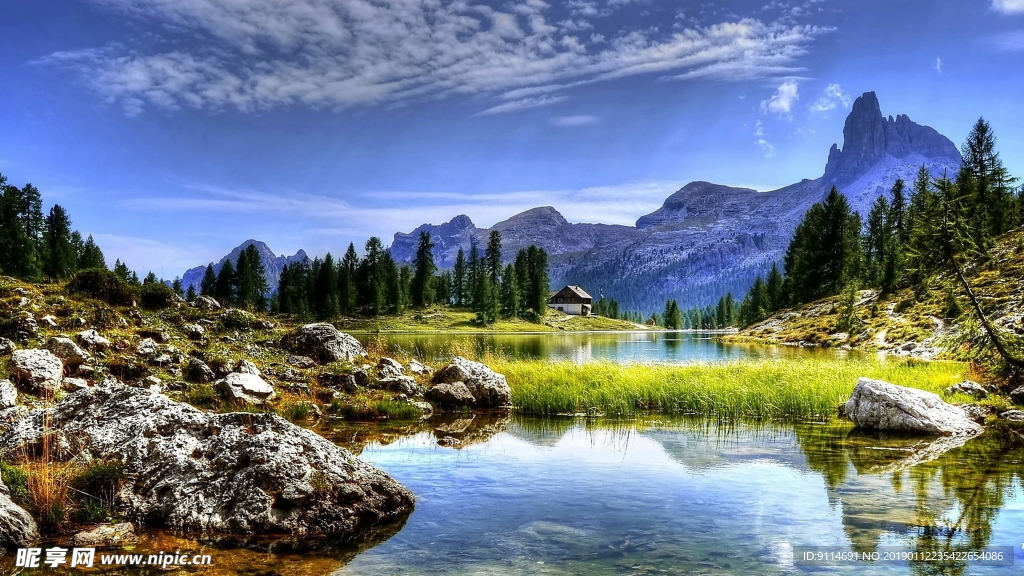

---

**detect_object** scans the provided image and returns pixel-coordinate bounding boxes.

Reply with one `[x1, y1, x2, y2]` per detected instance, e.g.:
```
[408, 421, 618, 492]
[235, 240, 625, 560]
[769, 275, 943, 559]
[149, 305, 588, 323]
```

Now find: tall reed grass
[490, 357, 966, 420]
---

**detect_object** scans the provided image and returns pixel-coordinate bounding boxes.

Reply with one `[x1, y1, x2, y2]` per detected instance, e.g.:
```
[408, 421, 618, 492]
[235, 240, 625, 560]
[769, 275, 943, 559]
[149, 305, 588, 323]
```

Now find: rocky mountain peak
[496, 206, 569, 229]
[823, 91, 960, 185]
[179, 240, 308, 294]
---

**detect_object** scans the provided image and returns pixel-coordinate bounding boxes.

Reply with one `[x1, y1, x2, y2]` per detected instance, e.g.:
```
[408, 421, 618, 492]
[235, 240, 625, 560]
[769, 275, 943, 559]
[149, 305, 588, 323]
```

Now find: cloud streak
[38, 0, 831, 115]
[760, 79, 800, 117]
[992, 0, 1024, 14]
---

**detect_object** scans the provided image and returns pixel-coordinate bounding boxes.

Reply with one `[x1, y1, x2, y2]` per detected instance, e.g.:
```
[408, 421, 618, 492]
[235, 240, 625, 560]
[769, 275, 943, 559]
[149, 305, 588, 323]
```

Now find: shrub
[67, 268, 140, 306]
[279, 401, 313, 422]
[0, 462, 29, 503]
[140, 281, 179, 310]
[71, 460, 124, 523]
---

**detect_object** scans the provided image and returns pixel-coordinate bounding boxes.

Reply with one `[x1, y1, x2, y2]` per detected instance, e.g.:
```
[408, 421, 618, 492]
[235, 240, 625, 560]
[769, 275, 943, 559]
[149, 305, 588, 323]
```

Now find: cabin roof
[549, 285, 592, 301]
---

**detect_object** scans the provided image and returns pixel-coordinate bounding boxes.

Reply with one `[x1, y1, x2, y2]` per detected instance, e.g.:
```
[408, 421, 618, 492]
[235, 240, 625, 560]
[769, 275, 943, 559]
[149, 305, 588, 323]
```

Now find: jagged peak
[497, 206, 568, 227]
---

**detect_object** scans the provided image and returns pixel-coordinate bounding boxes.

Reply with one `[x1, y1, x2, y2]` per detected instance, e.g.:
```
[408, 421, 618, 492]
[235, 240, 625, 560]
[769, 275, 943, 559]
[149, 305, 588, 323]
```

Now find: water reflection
[366, 331, 861, 364]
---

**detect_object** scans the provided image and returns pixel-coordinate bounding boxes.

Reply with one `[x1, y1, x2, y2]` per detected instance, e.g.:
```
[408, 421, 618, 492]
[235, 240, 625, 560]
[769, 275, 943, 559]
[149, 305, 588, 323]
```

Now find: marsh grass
[492, 357, 967, 420]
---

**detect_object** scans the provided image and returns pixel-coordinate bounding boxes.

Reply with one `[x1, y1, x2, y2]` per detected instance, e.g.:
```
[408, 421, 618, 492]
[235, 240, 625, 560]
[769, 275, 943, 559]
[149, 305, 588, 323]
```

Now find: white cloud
[760, 79, 800, 117]
[550, 114, 599, 126]
[753, 120, 775, 157]
[476, 95, 569, 115]
[992, 0, 1024, 14]
[934, 57, 943, 73]
[37, 0, 830, 116]
[809, 82, 850, 113]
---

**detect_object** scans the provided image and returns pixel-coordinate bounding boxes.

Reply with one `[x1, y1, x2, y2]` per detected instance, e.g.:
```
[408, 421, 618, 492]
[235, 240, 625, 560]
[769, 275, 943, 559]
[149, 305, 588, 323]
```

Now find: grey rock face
[0, 338, 15, 355]
[1, 471, 39, 550]
[1000, 410, 1024, 422]
[184, 324, 206, 340]
[216, 372, 277, 405]
[427, 381, 475, 408]
[235, 359, 262, 376]
[844, 378, 983, 435]
[76, 329, 111, 351]
[136, 338, 159, 357]
[0, 380, 17, 409]
[46, 336, 92, 367]
[0, 384, 414, 535]
[318, 373, 358, 394]
[408, 360, 433, 376]
[282, 323, 367, 364]
[287, 355, 317, 369]
[433, 357, 512, 408]
[945, 380, 989, 399]
[62, 378, 91, 392]
[378, 376, 422, 397]
[10, 349, 64, 393]
[1010, 386, 1024, 405]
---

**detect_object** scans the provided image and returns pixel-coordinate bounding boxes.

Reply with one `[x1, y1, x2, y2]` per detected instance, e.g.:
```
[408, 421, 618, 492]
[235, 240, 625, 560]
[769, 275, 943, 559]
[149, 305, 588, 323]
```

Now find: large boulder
[185, 358, 215, 383]
[192, 295, 221, 311]
[70, 522, 138, 548]
[281, 323, 367, 364]
[9, 349, 64, 394]
[46, 336, 93, 367]
[216, 372, 277, 405]
[377, 358, 405, 379]
[1, 470, 39, 550]
[945, 380, 988, 399]
[433, 357, 512, 408]
[136, 338, 159, 357]
[0, 384, 414, 535]
[844, 378, 983, 436]
[0, 338, 15, 355]
[1010, 386, 1024, 406]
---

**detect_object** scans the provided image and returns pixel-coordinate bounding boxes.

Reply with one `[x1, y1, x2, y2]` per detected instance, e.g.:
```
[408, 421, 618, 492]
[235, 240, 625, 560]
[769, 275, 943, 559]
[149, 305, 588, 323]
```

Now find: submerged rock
[0, 384, 414, 536]
[9, 349, 64, 394]
[70, 522, 138, 548]
[844, 378, 983, 436]
[281, 323, 366, 364]
[433, 357, 512, 408]
[1, 470, 39, 549]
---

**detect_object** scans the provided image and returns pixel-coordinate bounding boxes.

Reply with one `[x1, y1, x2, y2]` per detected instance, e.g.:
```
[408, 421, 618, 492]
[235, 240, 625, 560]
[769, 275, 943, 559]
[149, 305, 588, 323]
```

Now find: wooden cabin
[547, 285, 593, 316]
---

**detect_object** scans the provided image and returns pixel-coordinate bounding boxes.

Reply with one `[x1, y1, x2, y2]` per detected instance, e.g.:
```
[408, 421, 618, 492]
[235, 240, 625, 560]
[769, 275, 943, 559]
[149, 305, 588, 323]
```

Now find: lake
[361, 331, 857, 364]
[42, 415, 1018, 575]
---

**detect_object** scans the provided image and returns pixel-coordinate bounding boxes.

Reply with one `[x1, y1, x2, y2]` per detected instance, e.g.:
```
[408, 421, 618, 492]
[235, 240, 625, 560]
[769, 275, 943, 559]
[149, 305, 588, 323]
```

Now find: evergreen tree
[185, 284, 197, 302]
[862, 195, 890, 287]
[313, 253, 338, 319]
[890, 178, 909, 247]
[234, 244, 269, 310]
[411, 231, 436, 308]
[469, 241, 483, 310]
[960, 118, 1018, 239]
[358, 237, 388, 315]
[77, 234, 106, 270]
[339, 243, 358, 315]
[500, 264, 520, 318]
[784, 187, 863, 305]
[765, 263, 784, 312]
[0, 178, 43, 278]
[485, 230, 502, 286]
[200, 264, 217, 297]
[172, 277, 184, 296]
[215, 259, 236, 305]
[144, 271, 158, 285]
[42, 204, 77, 279]
[453, 248, 467, 307]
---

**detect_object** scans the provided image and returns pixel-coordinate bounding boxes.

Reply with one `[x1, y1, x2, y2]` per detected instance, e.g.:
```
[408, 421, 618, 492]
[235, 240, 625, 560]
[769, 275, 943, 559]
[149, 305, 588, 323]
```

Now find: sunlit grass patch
[492, 357, 966, 420]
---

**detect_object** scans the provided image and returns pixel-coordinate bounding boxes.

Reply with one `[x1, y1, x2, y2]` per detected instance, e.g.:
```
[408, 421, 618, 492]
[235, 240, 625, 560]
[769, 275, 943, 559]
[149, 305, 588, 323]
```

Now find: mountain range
[179, 240, 308, 295]
[180, 92, 962, 312]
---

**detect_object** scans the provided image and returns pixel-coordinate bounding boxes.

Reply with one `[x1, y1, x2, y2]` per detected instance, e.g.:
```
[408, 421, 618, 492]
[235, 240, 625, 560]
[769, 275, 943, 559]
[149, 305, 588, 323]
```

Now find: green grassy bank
[490, 357, 970, 420]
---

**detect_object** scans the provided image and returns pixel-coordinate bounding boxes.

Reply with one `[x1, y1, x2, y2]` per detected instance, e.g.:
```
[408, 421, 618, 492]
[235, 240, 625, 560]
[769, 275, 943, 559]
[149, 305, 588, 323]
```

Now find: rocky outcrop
[945, 380, 989, 399]
[216, 372, 276, 404]
[844, 378, 983, 436]
[46, 336, 92, 367]
[9, 349, 64, 393]
[1010, 386, 1024, 406]
[0, 383, 414, 536]
[136, 338, 159, 357]
[1, 470, 39, 549]
[191, 295, 221, 311]
[0, 338, 15, 355]
[185, 358, 215, 383]
[281, 323, 366, 364]
[408, 360, 433, 376]
[377, 358, 405, 379]
[432, 357, 512, 408]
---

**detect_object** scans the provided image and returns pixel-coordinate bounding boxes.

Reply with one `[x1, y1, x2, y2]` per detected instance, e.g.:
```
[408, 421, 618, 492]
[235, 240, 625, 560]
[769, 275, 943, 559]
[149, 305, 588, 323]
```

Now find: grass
[490, 357, 968, 420]
[337, 306, 651, 333]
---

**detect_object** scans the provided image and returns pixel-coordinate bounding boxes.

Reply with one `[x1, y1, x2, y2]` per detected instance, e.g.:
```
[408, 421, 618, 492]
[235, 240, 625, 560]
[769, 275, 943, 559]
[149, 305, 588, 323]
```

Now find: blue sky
[1, 0, 1023, 277]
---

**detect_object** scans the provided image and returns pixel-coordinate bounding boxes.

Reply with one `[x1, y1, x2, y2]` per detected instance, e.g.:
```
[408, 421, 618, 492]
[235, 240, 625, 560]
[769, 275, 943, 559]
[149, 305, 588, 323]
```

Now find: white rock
[235, 359, 262, 377]
[216, 372, 277, 405]
[432, 357, 512, 408]
[9, 349, 64, 393]
[46, 336, 92, 366]
[76, 329, 111, 351]
[136, 338, 159, 357]
[62, 378, 90, 392]
[0, 380, 17, 409]
[844, 378, 983, 436]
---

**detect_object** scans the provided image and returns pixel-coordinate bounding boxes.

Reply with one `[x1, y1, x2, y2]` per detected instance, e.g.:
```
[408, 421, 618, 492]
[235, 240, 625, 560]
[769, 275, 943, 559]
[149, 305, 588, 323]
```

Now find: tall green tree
[313, 253, 338, 319]
[453, 248, 467, 307]
[358, 237, 388, 315]
[500, 264, 520, 318]
[42, 204, 77, 279]
[77, 234, 106, 270]
[200, 264, 217, 297]
[215, 259, 236, 305]
[339, 243, 358, 315]
[784, 187, 863, 305]
[485, 230, 502, 286]
[411, 231, 436, 308]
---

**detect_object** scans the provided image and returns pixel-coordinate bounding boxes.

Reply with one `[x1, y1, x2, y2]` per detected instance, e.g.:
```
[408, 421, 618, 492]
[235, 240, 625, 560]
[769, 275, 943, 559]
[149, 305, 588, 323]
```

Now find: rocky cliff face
[389, 92, 962, 312]
[180, 240, 308, 295]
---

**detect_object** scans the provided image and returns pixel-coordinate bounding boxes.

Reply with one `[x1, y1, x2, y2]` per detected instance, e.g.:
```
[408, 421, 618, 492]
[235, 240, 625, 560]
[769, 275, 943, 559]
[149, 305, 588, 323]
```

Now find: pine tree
[453, 248, 467, 307]
[339, 243, 358, 315]
[485, 230, 502, 286]
[765, 263, 784, 312]
[862, 195, 890, 287]
[42, 204, 77, 279]
[185, 284, 197, 302]
[960, 118, 1018, 239]
[783, 187, 863, 305]
[890, 178, 909, 247]
[200, 264, 217, 297]
[411, 232, 436, 308]
[500, 264, 520, 318]
[215, 259, 236, 305]
[77, 234, 106, 269]
[358, 237, 388, 316]
[172, 277, 184, 296]
[234, 244, 269, 310]
[312, 253, 338, 319]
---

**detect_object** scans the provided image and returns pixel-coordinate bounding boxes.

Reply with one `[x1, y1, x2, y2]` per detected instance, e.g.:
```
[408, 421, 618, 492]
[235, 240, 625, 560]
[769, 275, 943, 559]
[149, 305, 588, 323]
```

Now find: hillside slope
[730, 228, 1024, 360]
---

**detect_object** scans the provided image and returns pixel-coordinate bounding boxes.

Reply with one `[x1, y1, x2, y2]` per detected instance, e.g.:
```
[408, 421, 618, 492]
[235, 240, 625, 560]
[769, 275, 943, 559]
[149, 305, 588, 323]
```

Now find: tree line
[0, 174, 106, 280]
[269, 230, 553, 324]
[736, 117, 1024, 369]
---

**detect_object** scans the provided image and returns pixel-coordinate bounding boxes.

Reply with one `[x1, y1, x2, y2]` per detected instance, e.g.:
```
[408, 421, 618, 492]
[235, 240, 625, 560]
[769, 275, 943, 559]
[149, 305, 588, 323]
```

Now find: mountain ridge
[180, 240, 308, 295]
